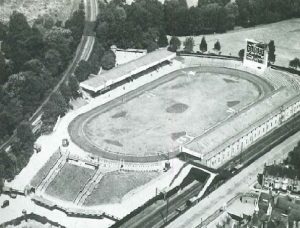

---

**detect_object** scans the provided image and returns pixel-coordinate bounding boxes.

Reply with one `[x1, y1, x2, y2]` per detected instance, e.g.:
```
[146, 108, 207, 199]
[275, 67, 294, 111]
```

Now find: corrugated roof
[80, 49, 176, 92]
[184, 88, 299, 159]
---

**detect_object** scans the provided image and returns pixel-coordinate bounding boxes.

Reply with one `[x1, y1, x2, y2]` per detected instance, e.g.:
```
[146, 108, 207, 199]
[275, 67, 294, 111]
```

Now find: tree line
[92, 0, 300, 52]
[0, 2, 86, 191]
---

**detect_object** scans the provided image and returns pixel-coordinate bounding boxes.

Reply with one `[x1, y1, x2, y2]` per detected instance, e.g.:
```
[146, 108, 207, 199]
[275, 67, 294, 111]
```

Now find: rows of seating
[184, 56, 300, 91]
[262, 69, 293, 89]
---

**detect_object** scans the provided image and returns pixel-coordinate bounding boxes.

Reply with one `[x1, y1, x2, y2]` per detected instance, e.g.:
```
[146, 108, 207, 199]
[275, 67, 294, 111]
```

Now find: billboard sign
[244, 39, 268, 70]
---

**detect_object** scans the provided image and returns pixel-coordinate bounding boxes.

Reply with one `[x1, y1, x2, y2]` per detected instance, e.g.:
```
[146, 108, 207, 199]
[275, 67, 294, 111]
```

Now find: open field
[71, 67, 270, 161]
[0, 0, 81, 24]
[45, 163, 95, 202]
[84, 171, 159, 205]
[179, 18, 300, 67]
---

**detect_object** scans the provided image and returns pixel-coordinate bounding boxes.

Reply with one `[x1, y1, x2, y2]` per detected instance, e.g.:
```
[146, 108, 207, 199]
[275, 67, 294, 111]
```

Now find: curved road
[68, 66, 273, 162]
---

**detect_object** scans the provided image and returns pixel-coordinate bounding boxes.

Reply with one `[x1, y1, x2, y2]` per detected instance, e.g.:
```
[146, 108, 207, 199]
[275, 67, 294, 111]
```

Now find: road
[0, 0, 97, 152]
[167, 131, 300, 228]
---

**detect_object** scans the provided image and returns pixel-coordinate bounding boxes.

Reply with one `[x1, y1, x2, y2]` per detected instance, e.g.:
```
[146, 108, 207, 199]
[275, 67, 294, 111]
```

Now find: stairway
[74, 168, 104, 206]
[36, 156, 67, 193]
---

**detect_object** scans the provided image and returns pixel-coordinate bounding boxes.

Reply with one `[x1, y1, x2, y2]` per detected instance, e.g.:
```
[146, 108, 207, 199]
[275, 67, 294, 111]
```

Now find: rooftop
[80, 49, 176, 93]
[184, 87, 299, 159]
[265, 165, 299, 179]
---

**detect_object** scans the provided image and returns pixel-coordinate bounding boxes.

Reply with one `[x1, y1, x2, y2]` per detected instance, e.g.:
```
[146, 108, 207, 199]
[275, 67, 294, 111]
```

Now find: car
[1, 200, 9, 208]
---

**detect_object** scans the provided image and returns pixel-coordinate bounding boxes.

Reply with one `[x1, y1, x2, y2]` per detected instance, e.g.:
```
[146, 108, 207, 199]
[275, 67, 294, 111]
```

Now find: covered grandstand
[182, 87, 300, 168]
[80, 49, 176, 96]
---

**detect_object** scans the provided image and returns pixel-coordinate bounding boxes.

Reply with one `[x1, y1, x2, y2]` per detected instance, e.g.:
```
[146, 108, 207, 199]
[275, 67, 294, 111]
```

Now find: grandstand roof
[80, 49, 176, 93]
[184, 88, 300, 160]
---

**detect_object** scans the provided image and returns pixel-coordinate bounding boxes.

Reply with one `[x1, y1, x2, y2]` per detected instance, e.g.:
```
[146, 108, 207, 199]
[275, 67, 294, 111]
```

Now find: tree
[43, 27, 73, 65]
[22, 59, 50, 77]
[0, 52, 7, 84]
[168, 36, 181, 52]
[3, 11, 32, 72]
[44, 49, 63, 77]
[238, 49, 245, 60]
[289, 58, 300, 69]
[224, 2, 239, 30]
[69, 76, 80, 98]
[101, 50, 116, 70]
[183, 37, 195, 52]
[146, 40, 159, 53]
[87, 40, 105, 74]
[0, 21, 7, 41]
[65, 5, 85, 46]
[60, 82, 72, 103]
[20, 73, 47, 114]
[42, 92, 68, 133]
[214, 40, 221, 51]
[268, 40, 276, 63]
[158, 32, 168, 47]
[164, 0, 189, 35]
[200, 36, 207, 52]
[0, 111, 14, 139]
[16, 121, 34, 145]
[74, 60, 92, 82]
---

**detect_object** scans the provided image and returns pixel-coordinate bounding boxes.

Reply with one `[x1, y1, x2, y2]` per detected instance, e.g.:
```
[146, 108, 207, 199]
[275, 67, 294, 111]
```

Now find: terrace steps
[74, 168, 105, 206]
[37, 156, 67, 193]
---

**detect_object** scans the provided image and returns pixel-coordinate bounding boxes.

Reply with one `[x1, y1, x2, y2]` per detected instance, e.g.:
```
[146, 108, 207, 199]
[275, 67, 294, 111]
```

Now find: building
[181, 88, 300, 168]
[225, 191, 300, 228]
[80, 49, 176, 97]
[262, 165, 300, 193]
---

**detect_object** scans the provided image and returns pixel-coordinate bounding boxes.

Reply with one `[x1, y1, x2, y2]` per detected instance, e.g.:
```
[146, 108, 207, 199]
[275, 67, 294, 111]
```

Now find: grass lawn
[30, 150, 61, 188]
[178, 18, 300, 67]
[84, 71, 259, 157]
[45, 163, 95, 202]
[84, 171, 159, 205]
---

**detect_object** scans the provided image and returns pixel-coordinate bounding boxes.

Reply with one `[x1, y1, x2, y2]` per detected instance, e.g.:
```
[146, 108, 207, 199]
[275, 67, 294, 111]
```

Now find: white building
[80, 49, 176, 96]
[181, 88, 300, 168]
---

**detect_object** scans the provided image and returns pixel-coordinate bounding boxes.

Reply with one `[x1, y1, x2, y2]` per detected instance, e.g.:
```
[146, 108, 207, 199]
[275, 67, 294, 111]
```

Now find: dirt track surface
[68, 66, 273, 162]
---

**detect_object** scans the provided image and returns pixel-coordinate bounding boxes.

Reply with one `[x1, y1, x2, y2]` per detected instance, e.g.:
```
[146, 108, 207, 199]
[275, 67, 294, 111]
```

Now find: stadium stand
[182, 87, 300, 168]
[80, 49, 177, 96]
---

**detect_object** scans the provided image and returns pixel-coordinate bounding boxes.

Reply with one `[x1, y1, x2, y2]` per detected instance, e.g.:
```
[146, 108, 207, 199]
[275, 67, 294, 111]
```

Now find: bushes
[168, 36, 181, 52]
[101, 50, 116, 70]
[289, 58, 300, 69]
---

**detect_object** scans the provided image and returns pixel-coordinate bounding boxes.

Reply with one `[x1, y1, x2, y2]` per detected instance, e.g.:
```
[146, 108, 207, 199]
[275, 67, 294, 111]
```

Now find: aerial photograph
[0, 0, 300, 227]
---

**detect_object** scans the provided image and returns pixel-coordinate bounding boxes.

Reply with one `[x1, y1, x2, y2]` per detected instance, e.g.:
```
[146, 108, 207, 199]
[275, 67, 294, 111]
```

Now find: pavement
[0, 194, 114, 228]
[166, 130, 300, 228]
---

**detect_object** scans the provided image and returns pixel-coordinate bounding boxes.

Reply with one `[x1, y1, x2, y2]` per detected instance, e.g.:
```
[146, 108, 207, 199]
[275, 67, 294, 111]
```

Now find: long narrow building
[80, 49, 176, 96]
[182, 87, 300, 168]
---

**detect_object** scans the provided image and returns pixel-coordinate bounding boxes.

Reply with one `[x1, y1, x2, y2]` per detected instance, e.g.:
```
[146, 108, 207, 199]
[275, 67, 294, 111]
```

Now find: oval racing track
[68, 66, 274, 163]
